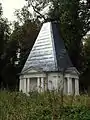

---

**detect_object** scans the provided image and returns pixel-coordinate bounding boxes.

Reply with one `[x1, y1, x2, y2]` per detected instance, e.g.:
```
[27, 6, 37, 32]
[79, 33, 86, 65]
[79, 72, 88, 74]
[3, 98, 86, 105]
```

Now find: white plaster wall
[48, 73, 57, 90]
[64, 78, 68, 94]
[47, 73, 63, 91]
[30, 78, 37, 91]
[44, 77, 48, 91]
[58, 74, 64, 91]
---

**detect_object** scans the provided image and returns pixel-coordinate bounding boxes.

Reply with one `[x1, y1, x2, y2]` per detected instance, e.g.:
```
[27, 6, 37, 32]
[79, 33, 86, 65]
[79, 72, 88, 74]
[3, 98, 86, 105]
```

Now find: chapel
[19, 22, 79, 95]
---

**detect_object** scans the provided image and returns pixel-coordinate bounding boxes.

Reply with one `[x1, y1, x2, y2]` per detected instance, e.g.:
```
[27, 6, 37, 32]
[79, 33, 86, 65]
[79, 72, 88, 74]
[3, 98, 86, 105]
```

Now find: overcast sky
[0, 0, 26, 21]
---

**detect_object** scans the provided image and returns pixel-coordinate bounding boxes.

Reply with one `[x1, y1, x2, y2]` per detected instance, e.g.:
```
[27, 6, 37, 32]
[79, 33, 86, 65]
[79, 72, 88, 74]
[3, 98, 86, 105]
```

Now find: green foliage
[0, 91, 90, 120]
[25, 0, 49, 21]
[0, 3, 12, 88]
[0, 2, 40, 89]
[14, 6, 33, 24]
[80, 36, 90, 86]
[10, 20, 40, 72]
[48, 0, 90, 69]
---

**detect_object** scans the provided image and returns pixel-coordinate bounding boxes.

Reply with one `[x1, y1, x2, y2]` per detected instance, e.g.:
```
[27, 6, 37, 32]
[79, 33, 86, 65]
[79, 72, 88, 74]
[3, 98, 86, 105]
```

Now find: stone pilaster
[41, 77, 44, 92]
[67, 77, 72, 95]
[19, 79, 22, 91]
[75, 78, 79, 95]
[27, 78, 30, 93]
[37, 77, 40, 92]
[64, 78, 67, 94]
[23, 79, 26, 93]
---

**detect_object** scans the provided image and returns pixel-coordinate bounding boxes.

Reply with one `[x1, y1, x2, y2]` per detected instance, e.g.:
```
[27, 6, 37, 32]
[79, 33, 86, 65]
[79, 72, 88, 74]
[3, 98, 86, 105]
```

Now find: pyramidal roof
[22, 22, 75, 73]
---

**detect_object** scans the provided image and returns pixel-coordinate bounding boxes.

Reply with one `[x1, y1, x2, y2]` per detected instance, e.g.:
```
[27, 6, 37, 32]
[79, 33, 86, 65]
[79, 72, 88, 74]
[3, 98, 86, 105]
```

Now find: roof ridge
[50, 22, 58, 71]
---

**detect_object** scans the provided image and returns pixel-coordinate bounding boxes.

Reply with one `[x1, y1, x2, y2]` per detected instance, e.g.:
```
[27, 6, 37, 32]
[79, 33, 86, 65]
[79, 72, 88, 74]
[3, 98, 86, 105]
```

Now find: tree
[80, 36, 90, 87]
[0, 3, 11, 88]
[48, 0, 90, 70]
[25, 0, 49, 21]
[0, 4, 41, 90]
[10, 20, 40, 72]
[14, 6, 33, 24]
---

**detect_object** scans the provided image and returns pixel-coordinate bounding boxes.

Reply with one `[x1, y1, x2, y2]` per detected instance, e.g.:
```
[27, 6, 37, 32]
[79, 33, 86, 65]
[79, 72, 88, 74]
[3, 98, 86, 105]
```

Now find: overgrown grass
[0, 91, 90, 120]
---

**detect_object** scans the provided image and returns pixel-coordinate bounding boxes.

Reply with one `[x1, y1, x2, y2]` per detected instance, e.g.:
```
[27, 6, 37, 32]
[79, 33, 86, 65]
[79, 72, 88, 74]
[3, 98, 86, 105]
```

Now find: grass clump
[0, 91, 90, 120]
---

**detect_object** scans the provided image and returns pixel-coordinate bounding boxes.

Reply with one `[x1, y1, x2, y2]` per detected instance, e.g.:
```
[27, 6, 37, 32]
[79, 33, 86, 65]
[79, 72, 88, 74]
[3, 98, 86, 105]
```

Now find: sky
[0, 0, 26, 21]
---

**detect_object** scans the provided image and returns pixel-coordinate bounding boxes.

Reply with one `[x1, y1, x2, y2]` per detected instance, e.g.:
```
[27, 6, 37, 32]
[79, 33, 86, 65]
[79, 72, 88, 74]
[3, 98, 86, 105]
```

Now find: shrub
[0, 91, 90, 120]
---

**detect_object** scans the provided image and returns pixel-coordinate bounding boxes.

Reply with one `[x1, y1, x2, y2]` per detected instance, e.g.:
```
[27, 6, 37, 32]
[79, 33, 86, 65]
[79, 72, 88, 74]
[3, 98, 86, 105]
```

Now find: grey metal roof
[21, 22, 77, 73]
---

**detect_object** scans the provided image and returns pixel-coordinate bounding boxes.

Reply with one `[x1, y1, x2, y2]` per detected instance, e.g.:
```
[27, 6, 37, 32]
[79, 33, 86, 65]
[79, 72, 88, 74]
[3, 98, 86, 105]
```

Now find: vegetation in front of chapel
[0, 91, 90, 120]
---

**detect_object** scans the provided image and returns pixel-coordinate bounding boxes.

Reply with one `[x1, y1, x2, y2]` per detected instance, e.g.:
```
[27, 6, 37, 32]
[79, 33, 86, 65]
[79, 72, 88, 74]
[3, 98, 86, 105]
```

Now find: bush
[0, 91, 90, 120]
